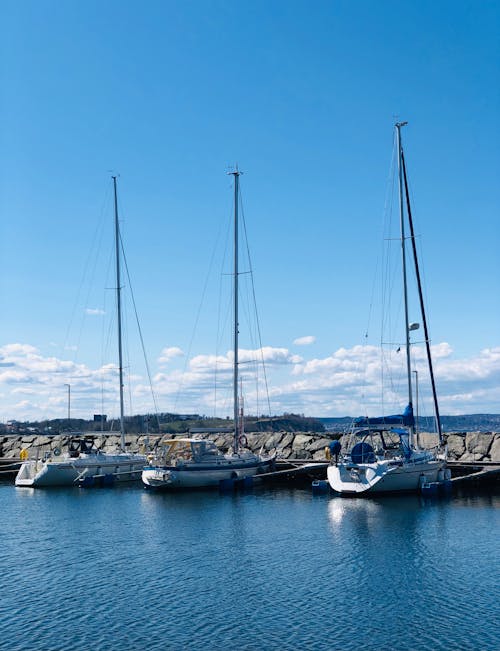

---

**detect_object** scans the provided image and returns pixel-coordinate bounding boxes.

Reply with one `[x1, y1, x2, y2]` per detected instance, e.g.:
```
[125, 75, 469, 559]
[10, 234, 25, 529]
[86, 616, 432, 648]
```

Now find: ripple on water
[0, 487, 499, 651]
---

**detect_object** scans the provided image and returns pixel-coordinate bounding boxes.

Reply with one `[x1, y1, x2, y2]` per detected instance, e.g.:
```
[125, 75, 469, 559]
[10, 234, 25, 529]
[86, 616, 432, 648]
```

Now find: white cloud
[293, 335, 316, 346]
[0, 341, 499, 421]
[85, 308, 106, 316]
[158, 346, 184, 364]
[1, 343, 38, 356]
[189, 347, 302, 371]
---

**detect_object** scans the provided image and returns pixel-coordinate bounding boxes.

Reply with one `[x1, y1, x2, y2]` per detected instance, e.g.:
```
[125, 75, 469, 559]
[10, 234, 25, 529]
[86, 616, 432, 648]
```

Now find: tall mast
[230, 169, 240, 454]
[396, 122, 415, 444]
[401, 151, 443, 445]
[112, 176, 126, 451]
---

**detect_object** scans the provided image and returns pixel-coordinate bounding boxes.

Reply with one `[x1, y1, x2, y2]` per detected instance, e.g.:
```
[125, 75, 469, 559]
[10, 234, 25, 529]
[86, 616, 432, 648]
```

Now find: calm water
[0, 483, 498, 651]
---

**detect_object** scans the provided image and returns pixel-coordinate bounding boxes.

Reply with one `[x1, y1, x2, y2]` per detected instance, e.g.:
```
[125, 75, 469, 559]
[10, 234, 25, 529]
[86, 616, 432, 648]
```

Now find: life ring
[238, 435, 248, 447]
[20, 449, 28, 461]
[53, 447, 61, 457]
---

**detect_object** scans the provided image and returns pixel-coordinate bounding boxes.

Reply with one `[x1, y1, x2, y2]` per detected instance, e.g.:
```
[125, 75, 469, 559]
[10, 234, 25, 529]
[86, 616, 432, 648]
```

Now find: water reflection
[327, 494, 381, 526]
[0, 484, 498, 651]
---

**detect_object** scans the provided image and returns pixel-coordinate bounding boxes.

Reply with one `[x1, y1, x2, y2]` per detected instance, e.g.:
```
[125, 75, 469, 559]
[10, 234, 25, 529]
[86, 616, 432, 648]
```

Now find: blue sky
[1, 0, 499, 422]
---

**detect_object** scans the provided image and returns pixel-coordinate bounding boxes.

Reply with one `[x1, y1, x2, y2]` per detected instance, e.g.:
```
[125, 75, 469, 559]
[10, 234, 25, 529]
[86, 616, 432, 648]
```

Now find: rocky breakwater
[2, 431, 499, 463]
[0, 431, 335, 462]
[206, 431, 334, 461]
[444, 432, 500, 463]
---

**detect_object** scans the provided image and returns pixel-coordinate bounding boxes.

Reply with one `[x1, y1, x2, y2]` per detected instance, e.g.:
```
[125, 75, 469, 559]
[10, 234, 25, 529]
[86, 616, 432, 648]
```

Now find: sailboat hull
[142, 458, 272, 490]
[15, 453, 146, 487]
[327, 458, 444, 495]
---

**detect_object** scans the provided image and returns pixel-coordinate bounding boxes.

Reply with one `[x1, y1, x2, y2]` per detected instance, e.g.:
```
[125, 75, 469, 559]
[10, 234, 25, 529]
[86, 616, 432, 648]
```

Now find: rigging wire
[239, 185, 272, 419]
[360, 131, 399, 419]
[63, 183, 112, 361]
[119, 232, 161, 431]
[214, 204, 233, 418]
[171, 199, 230, 416]
[115, 190, 134, 423]
[378, 129, 411, 417]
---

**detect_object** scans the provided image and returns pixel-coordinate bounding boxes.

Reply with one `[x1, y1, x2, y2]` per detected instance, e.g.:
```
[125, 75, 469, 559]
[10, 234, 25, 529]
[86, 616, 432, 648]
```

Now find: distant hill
[319, 414, 500, 433]
[0, 412, 325, 435]
[3, 413, 498, 436]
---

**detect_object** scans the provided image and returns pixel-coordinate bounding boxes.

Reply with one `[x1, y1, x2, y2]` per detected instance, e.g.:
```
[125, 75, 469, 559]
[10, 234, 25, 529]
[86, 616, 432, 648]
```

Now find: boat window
[163, 441, 192, 462]
[191, 442, 204, 457]
[204, 442, 219, 455]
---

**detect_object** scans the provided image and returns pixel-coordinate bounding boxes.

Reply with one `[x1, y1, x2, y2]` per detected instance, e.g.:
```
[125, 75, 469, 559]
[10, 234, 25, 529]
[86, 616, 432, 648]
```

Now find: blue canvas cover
[354, 404, 414, 427]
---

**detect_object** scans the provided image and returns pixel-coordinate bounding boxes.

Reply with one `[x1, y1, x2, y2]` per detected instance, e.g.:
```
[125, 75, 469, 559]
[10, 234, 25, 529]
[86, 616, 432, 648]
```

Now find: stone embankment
[1, 431, 499, 463]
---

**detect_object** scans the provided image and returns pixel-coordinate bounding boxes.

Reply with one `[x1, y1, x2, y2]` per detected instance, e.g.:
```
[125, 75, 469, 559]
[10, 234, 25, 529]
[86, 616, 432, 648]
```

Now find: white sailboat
[16, 177, 147, 487]
[327, 123, 447, 495]
[142, 169, 274, 490]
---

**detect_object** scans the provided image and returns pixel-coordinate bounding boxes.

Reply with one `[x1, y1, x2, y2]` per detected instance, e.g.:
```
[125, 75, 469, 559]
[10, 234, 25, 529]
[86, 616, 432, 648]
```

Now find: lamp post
[64, 384, 71, 428]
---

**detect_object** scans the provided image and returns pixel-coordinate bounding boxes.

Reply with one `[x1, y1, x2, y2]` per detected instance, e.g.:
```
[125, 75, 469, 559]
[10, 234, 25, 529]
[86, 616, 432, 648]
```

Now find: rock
[264, 432, 284, 450]
[251, 433, 269, 449]
[465, 432, 493, 458]
[459, 450, 484, 463]
[1, 438, 20, 453]
[418, 432, 441, 448]
[313, 449, 329, 460]
[289, 448, 312, 460]
[4, 448, 21, 458]
[292, 434, 313, 450]
[277, 433, 294, 449]
[214, 434, 233, 450]
[280, 447, 293, 459]
[32, 435, 52, 447]
[446, 434, 466, 460]
[240, 433, 255, 448]
[488, 435, 500, 462]
[307, 437, 333, 453]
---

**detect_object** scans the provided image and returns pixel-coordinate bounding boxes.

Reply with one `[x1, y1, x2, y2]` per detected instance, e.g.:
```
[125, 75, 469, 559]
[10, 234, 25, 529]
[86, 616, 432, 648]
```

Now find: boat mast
[230, 169, 240, 454]
[112, 176, 126, 451]
[396, 122, 415, 445]
[401, 151, 443, 445]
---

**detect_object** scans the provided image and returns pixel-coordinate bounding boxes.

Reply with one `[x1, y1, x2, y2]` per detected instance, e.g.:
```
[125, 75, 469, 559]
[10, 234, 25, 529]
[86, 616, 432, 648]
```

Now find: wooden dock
[447, 461, 500, 485]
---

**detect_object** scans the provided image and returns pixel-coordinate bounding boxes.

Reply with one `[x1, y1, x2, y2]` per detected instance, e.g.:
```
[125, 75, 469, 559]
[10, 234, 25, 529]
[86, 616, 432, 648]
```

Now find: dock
[0, 458, 22, 480]
[254, 460, 329, 484]
[1, 454, 499, 492]
[447, 461, 500, 485]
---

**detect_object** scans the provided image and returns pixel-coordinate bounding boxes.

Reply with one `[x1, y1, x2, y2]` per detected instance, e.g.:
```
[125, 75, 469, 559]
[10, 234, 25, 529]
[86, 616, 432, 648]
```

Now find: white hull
[142, 458, 270, 490]
[15, 453, 146, 487]
[327, 457, 444, 495]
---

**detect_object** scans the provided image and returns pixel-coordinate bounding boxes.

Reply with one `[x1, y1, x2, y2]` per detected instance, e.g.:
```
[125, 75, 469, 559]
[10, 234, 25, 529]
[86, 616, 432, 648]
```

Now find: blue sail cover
[354, 404, 414, 427]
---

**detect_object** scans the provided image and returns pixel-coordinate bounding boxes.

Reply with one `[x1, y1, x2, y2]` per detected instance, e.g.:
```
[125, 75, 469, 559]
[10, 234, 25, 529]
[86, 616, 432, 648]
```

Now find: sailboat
[327, 123, 447, 495]
[142, 170, 274, 490]
[15, 177, 147, 487]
